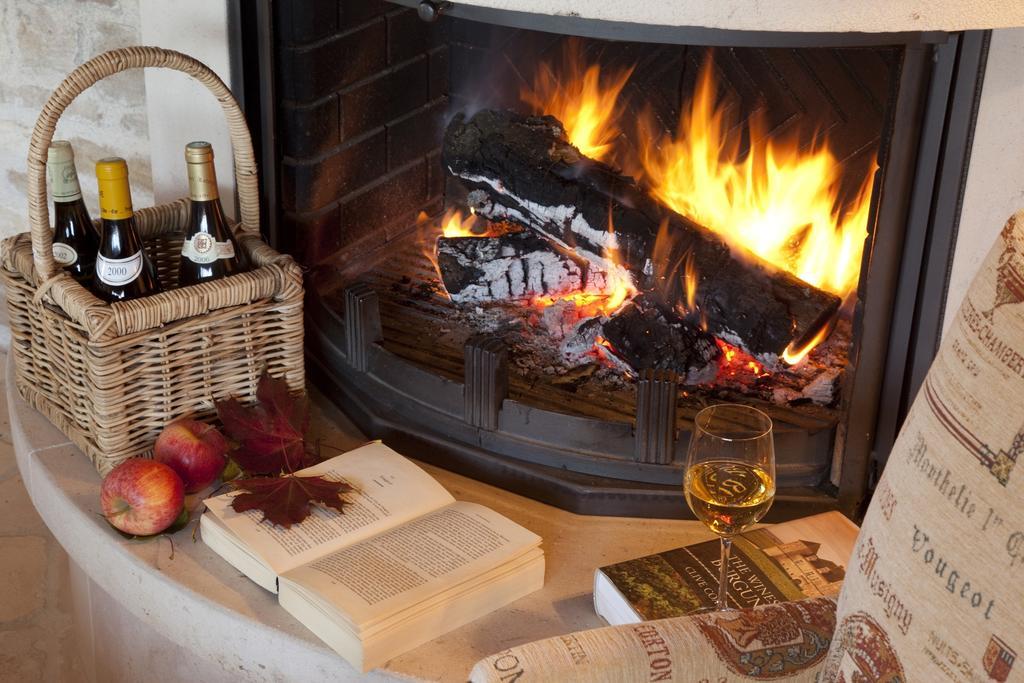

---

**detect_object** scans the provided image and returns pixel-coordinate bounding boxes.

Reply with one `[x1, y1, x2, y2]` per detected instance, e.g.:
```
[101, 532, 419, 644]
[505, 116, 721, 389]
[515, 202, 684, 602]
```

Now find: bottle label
[47, 160, 82, 202]
[52, 242, 78, 267]
[187, 162, 219, 202]
[96, 251, 143, 286]
[181, 233, 235, 265]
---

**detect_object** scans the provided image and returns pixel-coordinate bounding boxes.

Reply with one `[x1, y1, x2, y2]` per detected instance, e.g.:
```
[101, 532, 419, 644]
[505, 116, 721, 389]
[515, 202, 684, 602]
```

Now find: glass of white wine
[684, 403, 775, 612]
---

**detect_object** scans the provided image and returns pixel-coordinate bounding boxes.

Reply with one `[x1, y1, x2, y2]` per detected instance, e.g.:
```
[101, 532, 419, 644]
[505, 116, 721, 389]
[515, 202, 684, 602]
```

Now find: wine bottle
[47, 141, 99, 284]
[93, 158, 162, 302]
[178, 141, 247, 286]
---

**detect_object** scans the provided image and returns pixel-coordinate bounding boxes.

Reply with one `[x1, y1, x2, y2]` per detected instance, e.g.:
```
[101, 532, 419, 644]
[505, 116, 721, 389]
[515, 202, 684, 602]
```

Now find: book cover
[595, 511, 856, 623]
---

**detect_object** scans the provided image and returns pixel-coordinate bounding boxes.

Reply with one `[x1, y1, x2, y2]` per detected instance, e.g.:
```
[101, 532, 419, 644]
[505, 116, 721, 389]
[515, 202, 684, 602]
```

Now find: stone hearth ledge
[439, 0, 1024, 33]
[7, 352, 711, 682]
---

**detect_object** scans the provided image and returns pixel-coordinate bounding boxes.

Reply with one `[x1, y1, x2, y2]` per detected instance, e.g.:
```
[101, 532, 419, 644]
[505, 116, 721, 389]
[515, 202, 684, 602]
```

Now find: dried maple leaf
[215, 371, 309, 475]
[230, 474, 353, 528]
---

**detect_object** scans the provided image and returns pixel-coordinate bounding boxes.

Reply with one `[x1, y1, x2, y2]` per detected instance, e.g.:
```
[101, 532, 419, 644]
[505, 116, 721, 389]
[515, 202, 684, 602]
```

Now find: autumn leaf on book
[215, 371, 311, 475]
[215, 371, 352, 527]
[229, 474, 353, 528]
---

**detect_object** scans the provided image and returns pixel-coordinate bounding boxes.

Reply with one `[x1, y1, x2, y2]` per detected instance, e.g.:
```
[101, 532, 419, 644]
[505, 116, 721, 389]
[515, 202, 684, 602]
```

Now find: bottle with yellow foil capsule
[179, 142, 247, 286]
[94, 158, 162, 302]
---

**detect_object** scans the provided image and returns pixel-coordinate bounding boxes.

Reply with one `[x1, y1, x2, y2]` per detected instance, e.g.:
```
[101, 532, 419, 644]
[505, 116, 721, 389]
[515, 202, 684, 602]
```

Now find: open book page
[280, 501, 542, 629]
[203, 442, 455, 576]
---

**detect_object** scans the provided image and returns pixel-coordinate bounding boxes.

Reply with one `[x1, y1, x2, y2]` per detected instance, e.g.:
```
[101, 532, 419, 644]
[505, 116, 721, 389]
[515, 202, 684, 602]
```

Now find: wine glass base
[691, 605, 736, 614]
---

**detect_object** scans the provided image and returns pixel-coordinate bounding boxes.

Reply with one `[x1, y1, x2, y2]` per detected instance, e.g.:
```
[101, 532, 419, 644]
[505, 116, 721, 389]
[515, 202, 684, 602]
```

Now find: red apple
[101, 459, 185, 536]
[154, 419, 229, 493]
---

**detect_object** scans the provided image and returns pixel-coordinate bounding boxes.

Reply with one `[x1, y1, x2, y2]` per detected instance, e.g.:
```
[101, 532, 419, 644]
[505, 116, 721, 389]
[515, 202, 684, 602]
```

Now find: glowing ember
[520, 39, 634, 161]
[638, 62, 873, 300]
[716, 339, 769, 379]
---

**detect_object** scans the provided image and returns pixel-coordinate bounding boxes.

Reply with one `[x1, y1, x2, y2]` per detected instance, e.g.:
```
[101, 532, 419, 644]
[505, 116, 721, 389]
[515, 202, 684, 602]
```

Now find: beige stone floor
[0, 351, 81, 682]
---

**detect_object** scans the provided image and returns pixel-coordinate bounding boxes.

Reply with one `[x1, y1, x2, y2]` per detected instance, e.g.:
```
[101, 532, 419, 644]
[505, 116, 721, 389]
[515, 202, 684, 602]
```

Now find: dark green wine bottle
[178, 142, 247, 287]
[47, 141, 98, 284]
[93, 158, 162, 302]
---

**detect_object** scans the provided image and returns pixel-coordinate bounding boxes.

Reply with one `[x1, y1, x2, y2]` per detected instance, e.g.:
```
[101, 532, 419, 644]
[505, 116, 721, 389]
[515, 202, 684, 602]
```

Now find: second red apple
[154, 419, 229, 493]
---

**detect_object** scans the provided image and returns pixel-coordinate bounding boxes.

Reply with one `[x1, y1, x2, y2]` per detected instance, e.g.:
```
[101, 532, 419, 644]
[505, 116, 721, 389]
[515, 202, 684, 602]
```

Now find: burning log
[436, 231, 607, 304]
[443, 109, 841, 359]
[601, 295, 719, 384]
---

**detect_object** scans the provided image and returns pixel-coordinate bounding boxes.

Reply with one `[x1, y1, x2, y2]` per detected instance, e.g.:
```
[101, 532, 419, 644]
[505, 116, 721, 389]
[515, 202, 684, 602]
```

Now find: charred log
[601, 295, 719, 384]
[437, 231, 607, 303]
[443, 109, 842, 358]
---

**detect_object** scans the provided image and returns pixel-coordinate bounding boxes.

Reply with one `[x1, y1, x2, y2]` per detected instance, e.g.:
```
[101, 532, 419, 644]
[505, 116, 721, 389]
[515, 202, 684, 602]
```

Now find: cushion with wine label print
[821, 210, 1024, 682]
[469, 596, 838, 682]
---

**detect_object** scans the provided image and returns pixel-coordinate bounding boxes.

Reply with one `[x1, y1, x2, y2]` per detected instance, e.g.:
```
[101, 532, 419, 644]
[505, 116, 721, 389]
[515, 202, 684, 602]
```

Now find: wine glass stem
[717, 536, 733, 611]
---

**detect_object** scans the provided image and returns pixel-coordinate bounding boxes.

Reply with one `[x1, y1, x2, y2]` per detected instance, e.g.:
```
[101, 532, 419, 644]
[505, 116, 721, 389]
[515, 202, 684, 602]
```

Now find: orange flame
[520, 39, 634, 161]
[441, 207, 478, 237]
[782, 324, 831, 366]
[600, 207, 636, 313]
[639, 63, 873, 300]
[426, 207, 511, 240]
[683, 249, 698, 314]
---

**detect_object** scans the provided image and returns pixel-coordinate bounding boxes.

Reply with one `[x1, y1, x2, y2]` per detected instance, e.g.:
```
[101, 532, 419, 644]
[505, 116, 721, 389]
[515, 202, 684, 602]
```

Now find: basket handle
[27, 46, 260, 282]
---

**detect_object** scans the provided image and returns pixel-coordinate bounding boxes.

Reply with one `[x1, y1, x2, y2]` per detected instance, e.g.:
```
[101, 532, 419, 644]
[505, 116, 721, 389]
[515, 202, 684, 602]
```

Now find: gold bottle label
[95, 158, 134, 221]
[185, 142, 219, 202]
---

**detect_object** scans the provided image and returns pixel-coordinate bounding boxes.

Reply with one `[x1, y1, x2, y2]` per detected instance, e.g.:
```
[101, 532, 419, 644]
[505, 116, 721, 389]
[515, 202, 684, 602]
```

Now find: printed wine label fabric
[822, 210, 1024, 682]
[469, 596, 837, 682]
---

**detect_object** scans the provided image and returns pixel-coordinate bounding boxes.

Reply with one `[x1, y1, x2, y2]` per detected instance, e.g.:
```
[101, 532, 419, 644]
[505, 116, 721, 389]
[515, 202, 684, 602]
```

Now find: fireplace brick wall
[270, 2, 896, 268]
[274, 0, 448, 264]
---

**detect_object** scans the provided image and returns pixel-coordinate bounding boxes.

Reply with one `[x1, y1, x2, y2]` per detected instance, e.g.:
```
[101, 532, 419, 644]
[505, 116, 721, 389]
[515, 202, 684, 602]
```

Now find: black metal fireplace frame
[233, 0, 989, 520]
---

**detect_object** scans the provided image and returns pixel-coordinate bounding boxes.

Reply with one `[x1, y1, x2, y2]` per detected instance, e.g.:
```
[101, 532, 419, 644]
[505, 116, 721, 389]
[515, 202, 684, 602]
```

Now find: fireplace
[237, 1, 989, 519]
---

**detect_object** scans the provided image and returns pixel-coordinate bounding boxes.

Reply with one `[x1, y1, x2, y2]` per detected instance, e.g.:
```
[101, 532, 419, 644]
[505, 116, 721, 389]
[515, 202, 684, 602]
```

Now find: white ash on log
[443, 109, 841, 359]
[436, 231, 608, 304]
[601, 295, 720, 384]
[561, 316, 603, 364]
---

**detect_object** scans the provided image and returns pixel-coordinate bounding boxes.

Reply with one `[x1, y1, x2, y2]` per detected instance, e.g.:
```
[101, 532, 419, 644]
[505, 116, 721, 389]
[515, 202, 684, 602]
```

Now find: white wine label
[96, 251, 143, 286]
[47, 160, 82, 201]
[181, 233, 235, 265]
[51, 242, 78, 267]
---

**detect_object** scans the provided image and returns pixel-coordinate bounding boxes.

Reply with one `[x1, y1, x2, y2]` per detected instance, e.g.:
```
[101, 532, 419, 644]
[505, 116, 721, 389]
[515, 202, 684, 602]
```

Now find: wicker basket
[0, 46, 305, 476]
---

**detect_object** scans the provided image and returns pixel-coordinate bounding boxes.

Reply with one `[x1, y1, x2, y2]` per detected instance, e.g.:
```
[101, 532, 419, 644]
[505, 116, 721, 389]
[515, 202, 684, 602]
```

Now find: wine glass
[684, 403, 775, 612]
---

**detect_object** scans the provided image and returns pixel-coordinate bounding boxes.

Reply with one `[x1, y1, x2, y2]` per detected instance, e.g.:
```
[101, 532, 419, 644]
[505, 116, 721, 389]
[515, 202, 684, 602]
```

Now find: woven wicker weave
[0, 46, 305, 476]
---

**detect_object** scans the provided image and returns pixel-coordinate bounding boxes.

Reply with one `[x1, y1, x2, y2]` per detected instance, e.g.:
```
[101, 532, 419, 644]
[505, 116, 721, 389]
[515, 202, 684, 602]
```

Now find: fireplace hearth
[239, 0, 989, 519]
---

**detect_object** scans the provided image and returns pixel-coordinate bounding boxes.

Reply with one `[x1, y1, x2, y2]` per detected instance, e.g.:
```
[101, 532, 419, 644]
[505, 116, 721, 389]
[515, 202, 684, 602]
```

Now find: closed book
[594, 511, 857, 625]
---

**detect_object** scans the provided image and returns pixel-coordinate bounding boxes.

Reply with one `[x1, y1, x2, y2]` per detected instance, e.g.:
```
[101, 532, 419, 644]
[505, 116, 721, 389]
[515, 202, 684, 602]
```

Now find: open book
[200, 442, 545, 672]
[594, 511, 857, 625]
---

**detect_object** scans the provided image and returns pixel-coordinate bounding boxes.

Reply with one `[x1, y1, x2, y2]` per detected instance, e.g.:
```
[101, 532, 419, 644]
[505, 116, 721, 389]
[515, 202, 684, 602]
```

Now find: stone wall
[0, 0, 152, 240]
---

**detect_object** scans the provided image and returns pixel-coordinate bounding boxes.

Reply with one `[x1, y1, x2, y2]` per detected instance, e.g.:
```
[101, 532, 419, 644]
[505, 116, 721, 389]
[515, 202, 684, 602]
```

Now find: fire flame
[441, 207, 478, 237]
[782, 324, 832, 366]
[683, 249, 698, 315]
[520, 39, 634, 161]
[424, 207, 510, 240]
[638, 63, 873, 299]
[600, 207, 636, 313]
